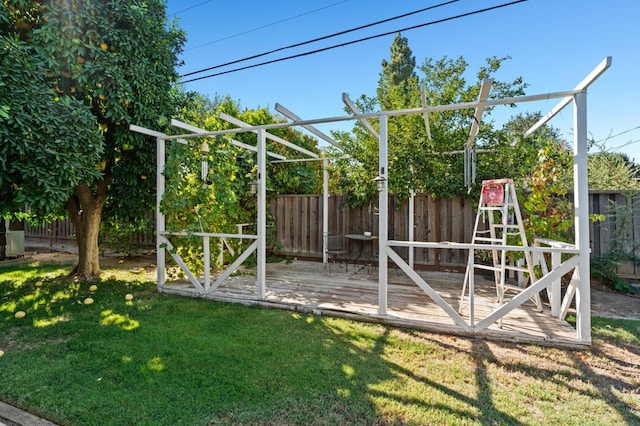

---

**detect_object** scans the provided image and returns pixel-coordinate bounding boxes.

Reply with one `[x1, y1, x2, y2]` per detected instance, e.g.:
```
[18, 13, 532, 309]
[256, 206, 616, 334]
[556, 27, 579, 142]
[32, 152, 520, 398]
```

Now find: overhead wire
[169, 0, 214, 16]
[184, 0, 354, 52]
[180, 0, 460, 78]
[595, 124, 640, 143]
[181, 0, 528, 83]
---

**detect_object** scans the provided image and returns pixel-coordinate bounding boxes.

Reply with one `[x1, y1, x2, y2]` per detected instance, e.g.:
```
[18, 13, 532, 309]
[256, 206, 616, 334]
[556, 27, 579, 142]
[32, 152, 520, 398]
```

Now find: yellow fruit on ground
[100, 42, 109, 51]
[109, 275, 117, 281]
[14, 311, 26, 319]
[35, 281, 43, 287]
[0, 350, 4, 357]
[125, 294, 134, 301]
[84, 298, 94, 305]
[89, 285, 98, 292]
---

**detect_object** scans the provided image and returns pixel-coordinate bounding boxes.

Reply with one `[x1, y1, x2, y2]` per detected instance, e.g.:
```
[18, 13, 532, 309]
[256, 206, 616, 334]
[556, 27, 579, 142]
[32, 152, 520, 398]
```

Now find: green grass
[1, 262, 639, 425]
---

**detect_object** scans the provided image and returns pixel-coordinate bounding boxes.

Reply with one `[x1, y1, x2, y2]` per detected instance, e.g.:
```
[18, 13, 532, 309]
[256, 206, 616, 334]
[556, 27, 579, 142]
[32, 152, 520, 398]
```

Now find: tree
[161, 93, 322, 271]
[0, 5, 103, 218]
[329, 34, 527, 205]
[1, 1, 185, 279]
[588, 151, 640, 190]
[377, 32, 417, 110]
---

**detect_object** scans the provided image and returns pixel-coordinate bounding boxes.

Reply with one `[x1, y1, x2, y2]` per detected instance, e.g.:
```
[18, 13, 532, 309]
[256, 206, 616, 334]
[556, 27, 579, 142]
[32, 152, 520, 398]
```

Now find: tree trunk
[67, 182, 108, 281]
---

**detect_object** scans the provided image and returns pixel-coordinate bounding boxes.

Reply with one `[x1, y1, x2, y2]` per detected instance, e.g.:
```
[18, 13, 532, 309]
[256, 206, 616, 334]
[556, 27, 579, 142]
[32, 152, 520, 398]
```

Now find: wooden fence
[267, 191, 640, 275]
[23, 191, 640, 276]
[268, 194, 475, 270]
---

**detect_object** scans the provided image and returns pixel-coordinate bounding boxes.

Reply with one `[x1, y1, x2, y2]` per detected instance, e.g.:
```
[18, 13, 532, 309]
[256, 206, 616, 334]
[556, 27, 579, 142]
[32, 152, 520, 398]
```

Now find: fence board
[22, 191, 640, 277]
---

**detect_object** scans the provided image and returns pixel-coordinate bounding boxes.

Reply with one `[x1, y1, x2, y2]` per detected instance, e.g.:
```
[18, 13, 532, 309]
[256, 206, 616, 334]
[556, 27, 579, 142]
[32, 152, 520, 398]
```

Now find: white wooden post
[409, 165, 415, 269]
[156, 136, 166, 286]
[203, 236, 210, 292]
[551, 250, 561, 317]
[257, 128, 267, 299]
[323, 158, 329, 264]
[573, 91, 591, 343]
[378, 115, 389, 315]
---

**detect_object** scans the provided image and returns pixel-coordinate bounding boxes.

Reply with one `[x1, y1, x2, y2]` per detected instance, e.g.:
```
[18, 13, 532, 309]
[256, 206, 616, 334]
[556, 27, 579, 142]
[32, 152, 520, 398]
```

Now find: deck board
[159, 260, 585, 348]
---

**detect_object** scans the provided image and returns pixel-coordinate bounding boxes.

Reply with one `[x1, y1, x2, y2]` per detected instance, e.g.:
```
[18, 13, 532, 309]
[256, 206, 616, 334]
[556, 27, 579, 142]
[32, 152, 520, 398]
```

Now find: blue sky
[167, 0, 640, 161]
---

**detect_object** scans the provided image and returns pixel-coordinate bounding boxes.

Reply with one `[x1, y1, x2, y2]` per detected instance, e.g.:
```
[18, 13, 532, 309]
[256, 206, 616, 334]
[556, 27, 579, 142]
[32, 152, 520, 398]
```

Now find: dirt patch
[0, 249, 157, 280]
[589, 281, 640, 320]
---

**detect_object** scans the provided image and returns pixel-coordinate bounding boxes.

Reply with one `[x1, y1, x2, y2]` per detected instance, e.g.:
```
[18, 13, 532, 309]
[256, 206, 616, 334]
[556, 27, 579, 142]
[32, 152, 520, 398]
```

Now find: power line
[185, 0, 353, 52]
[181, 0, 460, 78]
[169, 0, 214, 16]
[595, 124, 640, 143]
[182, 0, 527, 84]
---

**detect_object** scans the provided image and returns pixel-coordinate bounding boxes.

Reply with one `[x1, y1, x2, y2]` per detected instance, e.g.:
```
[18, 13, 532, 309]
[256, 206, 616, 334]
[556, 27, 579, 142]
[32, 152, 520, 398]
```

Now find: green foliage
[0, 34, 103, 217]
[378, 32, 417, 110]
[1, 1, 185, 265]
[521, 144, 574, 243]
[99, 214, 153, 256]
[588, 151, 640, 190]
[330, 36, 528, 206]
[160, 94, 321, 271]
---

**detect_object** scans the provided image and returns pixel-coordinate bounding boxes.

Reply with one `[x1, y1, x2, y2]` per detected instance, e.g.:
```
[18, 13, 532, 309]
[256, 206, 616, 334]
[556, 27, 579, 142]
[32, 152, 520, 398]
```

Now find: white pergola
[131, 56, 611, 344]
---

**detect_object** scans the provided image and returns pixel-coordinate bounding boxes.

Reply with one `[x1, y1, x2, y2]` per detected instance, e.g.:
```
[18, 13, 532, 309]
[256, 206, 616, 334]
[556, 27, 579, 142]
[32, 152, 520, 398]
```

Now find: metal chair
[325, 235, 347, 272]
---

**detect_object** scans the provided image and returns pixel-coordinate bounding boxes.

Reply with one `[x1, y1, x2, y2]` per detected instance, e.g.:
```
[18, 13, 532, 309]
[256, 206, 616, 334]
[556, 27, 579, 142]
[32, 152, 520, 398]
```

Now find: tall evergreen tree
[377, 32, 417, 110]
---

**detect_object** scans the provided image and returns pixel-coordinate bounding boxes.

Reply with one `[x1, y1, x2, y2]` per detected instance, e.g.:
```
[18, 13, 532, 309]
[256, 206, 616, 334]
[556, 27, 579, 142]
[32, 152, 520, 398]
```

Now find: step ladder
[459, 179, 542, 322]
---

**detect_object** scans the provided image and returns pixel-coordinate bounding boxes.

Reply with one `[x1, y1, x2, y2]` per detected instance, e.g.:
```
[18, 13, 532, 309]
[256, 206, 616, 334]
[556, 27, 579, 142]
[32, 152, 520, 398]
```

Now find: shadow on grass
[0, 262, 639, 424]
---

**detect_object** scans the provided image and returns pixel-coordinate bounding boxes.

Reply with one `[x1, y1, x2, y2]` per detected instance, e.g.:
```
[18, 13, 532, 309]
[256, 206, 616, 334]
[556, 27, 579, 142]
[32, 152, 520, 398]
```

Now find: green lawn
[0, 261, 638, 425]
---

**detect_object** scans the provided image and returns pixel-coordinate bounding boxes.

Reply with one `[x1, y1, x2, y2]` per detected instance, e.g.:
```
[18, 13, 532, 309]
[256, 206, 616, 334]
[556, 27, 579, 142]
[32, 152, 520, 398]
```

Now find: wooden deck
[159, 260, 586, 348]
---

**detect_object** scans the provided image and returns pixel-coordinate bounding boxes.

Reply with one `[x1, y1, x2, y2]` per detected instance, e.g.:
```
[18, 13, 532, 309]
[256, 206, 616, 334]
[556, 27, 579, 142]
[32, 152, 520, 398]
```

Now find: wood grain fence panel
[613, 193, 635, 276]
[599, 193, 614, 256]
[300, 196, 309, 254]
[633, 194, 640, 276]
[440, 198, 455, 265]
[310, 196, 321, 255]
[22, 191, 640, 277]
[589, 192, 600, 258]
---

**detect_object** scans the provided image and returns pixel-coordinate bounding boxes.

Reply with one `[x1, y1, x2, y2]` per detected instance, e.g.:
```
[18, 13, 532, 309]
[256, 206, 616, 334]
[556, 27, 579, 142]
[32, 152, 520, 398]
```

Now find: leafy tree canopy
[588, 151, 640, 190]
[1, 0, 185, 279]
[330, 33, 528, 205]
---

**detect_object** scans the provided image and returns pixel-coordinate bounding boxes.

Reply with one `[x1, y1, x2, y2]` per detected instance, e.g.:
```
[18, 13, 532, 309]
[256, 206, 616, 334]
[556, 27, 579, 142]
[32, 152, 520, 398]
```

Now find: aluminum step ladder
[459, 179, 542, 323]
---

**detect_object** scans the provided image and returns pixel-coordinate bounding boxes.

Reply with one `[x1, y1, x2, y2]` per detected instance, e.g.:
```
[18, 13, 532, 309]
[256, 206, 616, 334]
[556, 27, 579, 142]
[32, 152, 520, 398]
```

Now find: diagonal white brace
[387, 247, 471, 330]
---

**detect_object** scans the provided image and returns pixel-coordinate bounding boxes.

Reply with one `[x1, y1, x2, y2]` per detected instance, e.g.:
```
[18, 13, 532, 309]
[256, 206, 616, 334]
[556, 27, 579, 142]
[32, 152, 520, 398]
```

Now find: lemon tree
[1, 1, 184, 280]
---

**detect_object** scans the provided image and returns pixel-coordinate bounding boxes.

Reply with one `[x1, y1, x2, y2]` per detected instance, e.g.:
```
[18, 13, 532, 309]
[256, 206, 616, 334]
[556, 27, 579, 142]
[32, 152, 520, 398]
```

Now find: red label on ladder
[481, 183, 504, 205]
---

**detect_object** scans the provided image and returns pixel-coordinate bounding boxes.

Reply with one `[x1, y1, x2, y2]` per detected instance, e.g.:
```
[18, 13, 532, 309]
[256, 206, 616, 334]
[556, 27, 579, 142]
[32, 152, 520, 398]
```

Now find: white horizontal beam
[524, 56, 612, 137]
[163, 89, 584, 141]
[170, 119, 286, 160]
[275, 103, 341, 148]
[342, 93, 379, 138]
[218, 113, 318, 158]
[129, 124, 167, 139]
